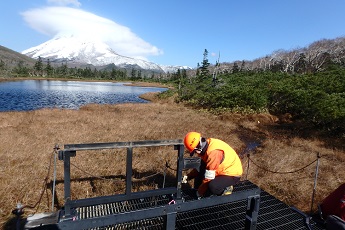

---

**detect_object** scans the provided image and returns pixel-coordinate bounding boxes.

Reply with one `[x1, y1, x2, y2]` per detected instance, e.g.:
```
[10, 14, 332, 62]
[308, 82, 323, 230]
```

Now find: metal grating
[175, 180, 256, 229]
[175, 184, 325, 230]
[88, 218, 164, 230]
[76, 195, 172, 219]
[256, 191, 325, 230]
[176, 200, 248, 230]
[76, 195, 172, 229]
[59, 180, 325, 230]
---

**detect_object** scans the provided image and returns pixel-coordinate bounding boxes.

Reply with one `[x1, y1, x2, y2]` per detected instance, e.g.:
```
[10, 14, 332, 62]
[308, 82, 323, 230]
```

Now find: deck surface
[69, 180, 325, 230]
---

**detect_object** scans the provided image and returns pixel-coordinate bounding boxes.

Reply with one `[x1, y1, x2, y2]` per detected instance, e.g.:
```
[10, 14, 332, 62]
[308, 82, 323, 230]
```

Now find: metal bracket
[183, 157, 201, 171]
[58, 150, 76, 160]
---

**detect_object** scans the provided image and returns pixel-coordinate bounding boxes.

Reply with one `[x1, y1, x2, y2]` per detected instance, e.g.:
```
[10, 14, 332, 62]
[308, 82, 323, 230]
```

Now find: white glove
[182, 175, 188, 184]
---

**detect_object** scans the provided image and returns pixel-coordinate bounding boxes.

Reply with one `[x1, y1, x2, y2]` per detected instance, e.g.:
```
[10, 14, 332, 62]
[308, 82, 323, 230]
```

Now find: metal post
[163, 168, 166, 188]
[310, 152, 321, 214]
[175, 144, 184, 200]
[164, 212, 177, 230]
[126, 147, 133, 196]
[246, 153, 250, 180]
[245, 195, 260, 230]
[52, 147, 57, 211]
[63, 151, 72, 216]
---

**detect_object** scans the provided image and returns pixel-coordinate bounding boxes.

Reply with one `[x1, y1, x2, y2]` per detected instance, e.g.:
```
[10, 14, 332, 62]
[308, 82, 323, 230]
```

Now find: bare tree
[211, 36, 345, 74]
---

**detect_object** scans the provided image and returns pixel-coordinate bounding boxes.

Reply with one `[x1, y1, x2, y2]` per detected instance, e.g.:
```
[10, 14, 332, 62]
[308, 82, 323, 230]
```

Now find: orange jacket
[205, 138, 243, 177]
[189, 138, 243, 196]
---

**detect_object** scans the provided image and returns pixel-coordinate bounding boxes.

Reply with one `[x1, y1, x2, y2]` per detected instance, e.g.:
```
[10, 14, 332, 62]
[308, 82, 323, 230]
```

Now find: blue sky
[1, 0, 344, 68]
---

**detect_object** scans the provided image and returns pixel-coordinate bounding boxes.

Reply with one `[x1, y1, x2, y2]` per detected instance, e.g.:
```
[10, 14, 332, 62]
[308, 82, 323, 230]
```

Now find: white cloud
[21, 6, 163, 59]
[47, 0, 81, 7]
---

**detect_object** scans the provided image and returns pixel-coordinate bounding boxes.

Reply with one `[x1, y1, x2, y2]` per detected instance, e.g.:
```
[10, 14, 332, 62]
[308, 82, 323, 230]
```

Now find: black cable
[247, 155, 318, 174]
[18, 149, 55, 213]
[70, 162, 161, 182]
[165, 161, 188, 172]
[34, 150, 54, 213]
[70, 162, 119, 181]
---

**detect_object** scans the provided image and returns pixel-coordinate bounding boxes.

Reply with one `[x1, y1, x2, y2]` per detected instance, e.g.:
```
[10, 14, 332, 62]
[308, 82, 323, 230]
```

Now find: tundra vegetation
[0, 37, 344, 229]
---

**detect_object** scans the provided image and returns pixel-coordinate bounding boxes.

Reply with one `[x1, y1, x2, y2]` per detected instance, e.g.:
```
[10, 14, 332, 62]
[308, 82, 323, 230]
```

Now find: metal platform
[27, 181, 325, 230]
[57, 180, 260, 229]
[24, 140, 326, 230]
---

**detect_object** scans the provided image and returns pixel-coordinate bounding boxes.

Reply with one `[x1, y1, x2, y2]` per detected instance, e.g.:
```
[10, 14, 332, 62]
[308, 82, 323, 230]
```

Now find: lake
[0, 80, 167, 112]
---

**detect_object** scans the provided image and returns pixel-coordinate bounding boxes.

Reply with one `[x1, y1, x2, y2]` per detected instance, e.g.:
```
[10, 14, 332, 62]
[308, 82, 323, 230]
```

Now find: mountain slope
[0, 45, 36, 68]
[22, 35, 190, 73]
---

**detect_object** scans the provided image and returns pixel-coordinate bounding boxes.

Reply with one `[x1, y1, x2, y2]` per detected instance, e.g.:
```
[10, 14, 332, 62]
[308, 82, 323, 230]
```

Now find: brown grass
[0, 90, 344, 228]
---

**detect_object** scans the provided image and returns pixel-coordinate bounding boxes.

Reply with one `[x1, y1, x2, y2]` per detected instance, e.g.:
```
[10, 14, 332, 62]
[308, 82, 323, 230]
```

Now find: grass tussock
[0, 91, 344, 228]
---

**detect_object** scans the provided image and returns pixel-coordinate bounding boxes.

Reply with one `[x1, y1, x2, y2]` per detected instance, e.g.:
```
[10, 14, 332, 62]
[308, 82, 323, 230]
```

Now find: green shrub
[177, 66, 345, 134]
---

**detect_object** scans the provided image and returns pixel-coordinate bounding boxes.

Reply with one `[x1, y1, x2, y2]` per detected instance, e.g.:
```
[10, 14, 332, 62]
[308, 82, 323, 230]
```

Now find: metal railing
[57, 139, 260, 230]
[58, 140, 185, 215]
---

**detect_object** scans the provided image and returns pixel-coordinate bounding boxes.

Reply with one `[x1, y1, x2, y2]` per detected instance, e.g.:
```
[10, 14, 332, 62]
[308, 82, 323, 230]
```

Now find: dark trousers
[194, 160, 241, 196]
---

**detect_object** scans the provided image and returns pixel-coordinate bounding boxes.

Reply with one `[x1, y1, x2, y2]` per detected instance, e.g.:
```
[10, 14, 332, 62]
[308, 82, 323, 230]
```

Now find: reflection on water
[245, 142, 261, 152]
[0, 80, 167, 112]
[239, 141, 262, 158]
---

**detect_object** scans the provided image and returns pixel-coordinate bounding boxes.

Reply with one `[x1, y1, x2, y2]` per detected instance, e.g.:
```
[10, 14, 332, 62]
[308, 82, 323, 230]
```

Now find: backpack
[320, 183, 345, 222]
[326, 215, 345, 230]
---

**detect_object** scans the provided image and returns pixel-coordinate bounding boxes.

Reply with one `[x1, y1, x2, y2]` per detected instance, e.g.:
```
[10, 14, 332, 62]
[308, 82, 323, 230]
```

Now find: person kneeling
[182, 132, 243, 198]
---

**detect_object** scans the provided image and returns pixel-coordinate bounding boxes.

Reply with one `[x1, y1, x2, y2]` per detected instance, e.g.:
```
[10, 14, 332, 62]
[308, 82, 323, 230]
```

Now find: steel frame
[57, 139, 260, 230]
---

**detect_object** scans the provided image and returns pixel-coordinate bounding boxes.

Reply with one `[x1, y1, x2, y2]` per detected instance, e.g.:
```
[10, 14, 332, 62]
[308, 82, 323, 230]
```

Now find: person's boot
[222, 186, 233, 195]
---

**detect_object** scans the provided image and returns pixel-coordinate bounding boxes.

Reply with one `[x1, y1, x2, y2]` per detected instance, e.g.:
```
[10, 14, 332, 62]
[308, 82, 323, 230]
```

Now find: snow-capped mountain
[22, 35, 191, 73]
[159, 65, 192, 73]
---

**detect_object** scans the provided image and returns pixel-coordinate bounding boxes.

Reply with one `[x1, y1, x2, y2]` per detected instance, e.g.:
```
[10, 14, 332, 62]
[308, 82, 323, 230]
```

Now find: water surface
[0, 80, 167, 112]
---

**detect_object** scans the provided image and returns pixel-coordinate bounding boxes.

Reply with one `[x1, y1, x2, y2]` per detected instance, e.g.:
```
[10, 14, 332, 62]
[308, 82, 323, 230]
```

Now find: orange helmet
[184, 132, 201, 152]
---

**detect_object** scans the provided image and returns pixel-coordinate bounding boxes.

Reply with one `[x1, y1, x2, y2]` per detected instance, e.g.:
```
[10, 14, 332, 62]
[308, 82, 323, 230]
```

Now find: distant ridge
[0, 45, 36, 68]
